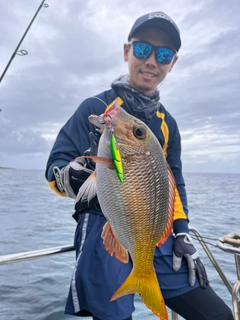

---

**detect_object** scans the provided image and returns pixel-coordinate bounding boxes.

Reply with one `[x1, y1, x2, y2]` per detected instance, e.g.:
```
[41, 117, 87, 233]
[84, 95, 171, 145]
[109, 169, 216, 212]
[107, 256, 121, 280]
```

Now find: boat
[0, 227, 239, 319]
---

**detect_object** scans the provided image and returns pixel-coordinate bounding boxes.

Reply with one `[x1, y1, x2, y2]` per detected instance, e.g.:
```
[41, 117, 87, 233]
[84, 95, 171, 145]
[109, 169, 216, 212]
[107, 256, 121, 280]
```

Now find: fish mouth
[88, 100, 120, 130]
[88, 114, 106, 129]
[88, 113, 114, 133]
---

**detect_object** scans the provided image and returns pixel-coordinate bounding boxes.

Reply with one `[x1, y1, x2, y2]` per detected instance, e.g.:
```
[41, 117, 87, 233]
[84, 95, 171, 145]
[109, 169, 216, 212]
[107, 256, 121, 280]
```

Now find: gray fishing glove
[173, 233, 209, 288]
[53, 158, 93, 199]
[53, 126, 101, 199]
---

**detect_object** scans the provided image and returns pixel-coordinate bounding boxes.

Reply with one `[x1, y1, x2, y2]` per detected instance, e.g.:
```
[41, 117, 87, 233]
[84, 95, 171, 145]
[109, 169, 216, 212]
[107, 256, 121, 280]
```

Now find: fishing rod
[0, 0, 49, 85]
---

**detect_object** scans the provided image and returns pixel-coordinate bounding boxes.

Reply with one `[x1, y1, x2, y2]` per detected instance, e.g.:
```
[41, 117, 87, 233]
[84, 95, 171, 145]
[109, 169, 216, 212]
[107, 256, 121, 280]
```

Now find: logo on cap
[148, 12, 173, 24]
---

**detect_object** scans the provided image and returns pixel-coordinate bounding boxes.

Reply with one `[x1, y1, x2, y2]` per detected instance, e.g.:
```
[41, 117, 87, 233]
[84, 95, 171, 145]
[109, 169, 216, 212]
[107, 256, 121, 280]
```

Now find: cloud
[0, 0, 239, 173]
[0, 114, 50, 152]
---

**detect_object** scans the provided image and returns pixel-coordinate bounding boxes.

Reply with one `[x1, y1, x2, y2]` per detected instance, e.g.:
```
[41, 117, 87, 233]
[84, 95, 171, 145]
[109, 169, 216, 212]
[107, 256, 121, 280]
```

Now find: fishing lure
[110, 134, 124, 183]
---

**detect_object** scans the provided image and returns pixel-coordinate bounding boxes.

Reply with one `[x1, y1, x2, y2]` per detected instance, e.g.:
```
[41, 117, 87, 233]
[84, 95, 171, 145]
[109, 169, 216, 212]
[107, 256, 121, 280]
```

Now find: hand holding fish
[53, 158, 93, 199]
[52, 127, 101, 199]
[173, 233, 209, 288]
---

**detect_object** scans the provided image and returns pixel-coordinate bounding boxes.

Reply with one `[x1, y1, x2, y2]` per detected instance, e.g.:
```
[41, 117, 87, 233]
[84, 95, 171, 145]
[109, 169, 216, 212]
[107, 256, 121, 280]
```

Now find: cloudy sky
[0, 0, 239, 174]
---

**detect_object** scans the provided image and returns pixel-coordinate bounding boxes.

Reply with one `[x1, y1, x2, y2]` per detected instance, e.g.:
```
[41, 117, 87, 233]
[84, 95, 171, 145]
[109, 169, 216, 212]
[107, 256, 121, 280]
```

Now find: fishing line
[14, 51, 28, 79]
[190, 236, 219, 248]
[157, 77, 166, 90]
[14, 2, 49, 79]
[190, 234, 220, 242]
[0, 0, 49, 88]
[189, 234, 221, 248]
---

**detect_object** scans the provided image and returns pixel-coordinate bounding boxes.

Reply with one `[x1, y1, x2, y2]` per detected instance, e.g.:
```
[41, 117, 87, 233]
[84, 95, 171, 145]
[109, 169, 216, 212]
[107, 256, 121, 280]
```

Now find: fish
[76, 100, 176, 319]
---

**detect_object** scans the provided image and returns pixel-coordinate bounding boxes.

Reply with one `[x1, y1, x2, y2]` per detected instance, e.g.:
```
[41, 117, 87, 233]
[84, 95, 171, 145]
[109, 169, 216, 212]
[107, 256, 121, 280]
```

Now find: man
[46, 12, 234, 320]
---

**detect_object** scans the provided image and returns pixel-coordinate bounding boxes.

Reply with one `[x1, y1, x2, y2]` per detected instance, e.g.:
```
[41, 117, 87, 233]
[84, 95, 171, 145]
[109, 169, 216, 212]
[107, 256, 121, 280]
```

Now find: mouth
[140, 71, 156, 80]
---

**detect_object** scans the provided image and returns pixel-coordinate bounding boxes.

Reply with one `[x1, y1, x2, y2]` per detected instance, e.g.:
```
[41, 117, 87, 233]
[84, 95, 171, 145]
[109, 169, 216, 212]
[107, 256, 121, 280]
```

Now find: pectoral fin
[75, 171, 97, 204]
[101, 222, 129, 263]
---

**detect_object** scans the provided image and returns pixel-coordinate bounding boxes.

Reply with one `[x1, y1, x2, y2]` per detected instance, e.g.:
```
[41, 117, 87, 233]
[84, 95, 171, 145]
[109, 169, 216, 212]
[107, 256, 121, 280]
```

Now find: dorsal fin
[156, 163, 175, 246]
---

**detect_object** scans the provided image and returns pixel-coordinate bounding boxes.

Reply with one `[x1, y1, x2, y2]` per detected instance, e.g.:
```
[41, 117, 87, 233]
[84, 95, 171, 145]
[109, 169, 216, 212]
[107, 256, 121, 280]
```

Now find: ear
[168, 55, 178, 73]
[123, 43, 130, 62]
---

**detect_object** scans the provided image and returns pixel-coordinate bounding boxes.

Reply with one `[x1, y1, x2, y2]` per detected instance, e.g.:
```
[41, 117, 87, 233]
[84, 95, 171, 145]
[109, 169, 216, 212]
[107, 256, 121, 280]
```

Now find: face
[124, 27, 178, 95]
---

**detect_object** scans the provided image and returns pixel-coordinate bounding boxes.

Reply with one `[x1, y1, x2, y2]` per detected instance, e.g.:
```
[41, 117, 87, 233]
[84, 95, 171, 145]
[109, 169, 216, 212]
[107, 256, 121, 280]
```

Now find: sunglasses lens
[131, 42, 175, 64]
[156, 47, 175, 64]
[133, 42, 152, 59]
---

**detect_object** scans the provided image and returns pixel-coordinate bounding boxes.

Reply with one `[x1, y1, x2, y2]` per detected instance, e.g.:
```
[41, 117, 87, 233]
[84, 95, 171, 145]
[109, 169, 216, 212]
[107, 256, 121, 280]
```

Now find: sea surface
[0, 169, 239, 320]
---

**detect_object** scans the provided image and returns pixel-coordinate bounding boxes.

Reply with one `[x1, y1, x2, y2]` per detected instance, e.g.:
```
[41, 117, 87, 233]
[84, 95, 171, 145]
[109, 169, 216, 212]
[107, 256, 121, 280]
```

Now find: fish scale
[97, 156, 168, 253]
[78, 100, 176, 319]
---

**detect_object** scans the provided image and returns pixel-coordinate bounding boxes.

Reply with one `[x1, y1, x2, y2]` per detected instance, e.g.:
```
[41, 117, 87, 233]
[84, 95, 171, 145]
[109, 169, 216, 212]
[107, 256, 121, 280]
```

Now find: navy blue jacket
[46, 88, 189, 234]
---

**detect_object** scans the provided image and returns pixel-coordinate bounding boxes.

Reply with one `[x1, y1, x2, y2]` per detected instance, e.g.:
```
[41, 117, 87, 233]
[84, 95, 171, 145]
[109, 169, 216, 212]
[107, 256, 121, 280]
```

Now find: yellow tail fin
[111, 269, 168, 320]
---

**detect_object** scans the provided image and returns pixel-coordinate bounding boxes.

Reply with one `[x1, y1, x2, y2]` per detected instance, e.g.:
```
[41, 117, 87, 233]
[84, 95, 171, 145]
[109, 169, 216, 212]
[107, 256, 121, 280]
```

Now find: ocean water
[0, 169, 239, 320]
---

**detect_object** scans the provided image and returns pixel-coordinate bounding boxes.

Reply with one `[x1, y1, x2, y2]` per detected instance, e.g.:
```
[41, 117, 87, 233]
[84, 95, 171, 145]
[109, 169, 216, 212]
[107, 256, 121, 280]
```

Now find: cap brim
[128, 18, 181, 51]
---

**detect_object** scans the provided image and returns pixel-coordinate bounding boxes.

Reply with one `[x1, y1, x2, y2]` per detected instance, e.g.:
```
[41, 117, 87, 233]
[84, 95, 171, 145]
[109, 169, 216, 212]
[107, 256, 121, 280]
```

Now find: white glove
[53, 158, 93, 199]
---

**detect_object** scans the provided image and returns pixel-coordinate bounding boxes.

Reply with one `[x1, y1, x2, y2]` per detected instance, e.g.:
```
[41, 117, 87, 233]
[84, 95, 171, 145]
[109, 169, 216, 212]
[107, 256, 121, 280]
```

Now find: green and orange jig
[110, 134, 124, 183]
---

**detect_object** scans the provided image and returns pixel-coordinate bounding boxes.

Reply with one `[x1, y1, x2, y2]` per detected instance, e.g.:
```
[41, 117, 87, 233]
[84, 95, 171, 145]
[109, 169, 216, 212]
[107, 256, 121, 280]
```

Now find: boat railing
[0, 227, 239, 320]
[217, 232, 240, 320]
[0, 245, 75, 266]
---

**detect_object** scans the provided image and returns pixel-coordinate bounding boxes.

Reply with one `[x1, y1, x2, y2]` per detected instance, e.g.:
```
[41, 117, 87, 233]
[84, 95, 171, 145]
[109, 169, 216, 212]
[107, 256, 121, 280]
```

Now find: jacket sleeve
[45, 98, 105, 195]
[166, 118, 189, 235]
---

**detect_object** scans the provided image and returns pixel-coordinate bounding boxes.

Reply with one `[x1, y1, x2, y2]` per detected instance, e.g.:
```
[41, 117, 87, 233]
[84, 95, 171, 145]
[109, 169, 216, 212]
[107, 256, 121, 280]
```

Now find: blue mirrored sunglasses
[128, 41, 176, 65]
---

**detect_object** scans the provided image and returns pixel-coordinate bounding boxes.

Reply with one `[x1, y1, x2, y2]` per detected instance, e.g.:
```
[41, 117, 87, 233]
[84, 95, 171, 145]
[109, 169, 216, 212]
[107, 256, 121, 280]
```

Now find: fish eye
[133, 125, 147, 140]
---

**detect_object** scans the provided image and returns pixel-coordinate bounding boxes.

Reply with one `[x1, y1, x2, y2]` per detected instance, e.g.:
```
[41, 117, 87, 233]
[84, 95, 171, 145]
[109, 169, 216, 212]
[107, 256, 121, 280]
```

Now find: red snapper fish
[76, 100, 176, 319]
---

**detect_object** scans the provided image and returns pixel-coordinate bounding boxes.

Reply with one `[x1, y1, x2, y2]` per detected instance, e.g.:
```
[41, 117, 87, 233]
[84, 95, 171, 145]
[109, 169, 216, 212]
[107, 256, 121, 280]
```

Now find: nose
[145, 51, 157, 68]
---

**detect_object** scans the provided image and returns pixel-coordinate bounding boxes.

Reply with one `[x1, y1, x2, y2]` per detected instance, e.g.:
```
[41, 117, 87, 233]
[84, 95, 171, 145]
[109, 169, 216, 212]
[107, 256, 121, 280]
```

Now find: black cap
[128, 12, 181, 51]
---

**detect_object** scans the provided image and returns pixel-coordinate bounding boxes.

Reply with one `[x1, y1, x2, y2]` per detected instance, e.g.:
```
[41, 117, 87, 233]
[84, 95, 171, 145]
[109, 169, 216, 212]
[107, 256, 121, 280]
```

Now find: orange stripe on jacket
[173, 188, 187, 221]
[48, 181, 67, 197]
[156, 111, 187, 221]
[156, 111, 169, 157]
